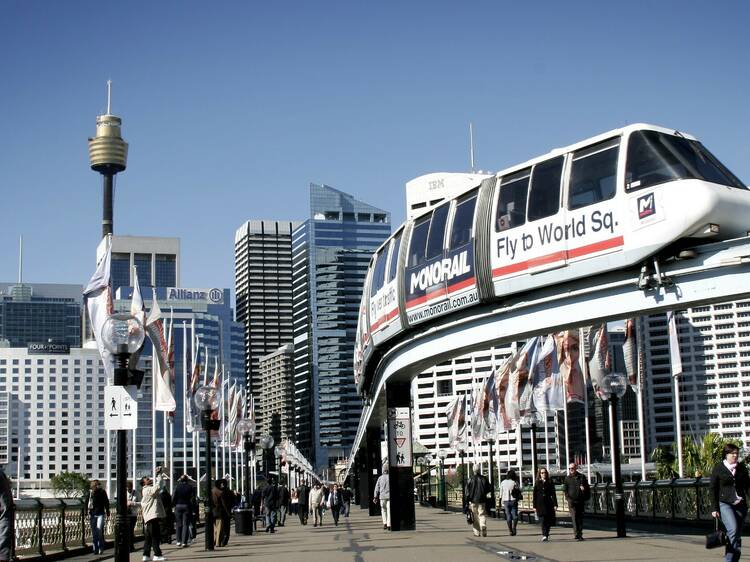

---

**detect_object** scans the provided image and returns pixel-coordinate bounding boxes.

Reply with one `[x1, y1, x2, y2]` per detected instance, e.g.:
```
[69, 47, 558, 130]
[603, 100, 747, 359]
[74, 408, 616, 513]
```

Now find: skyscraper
[0, 283, 83, 348]
[234, 220, 300, 434]
[293, 183, 390, 469]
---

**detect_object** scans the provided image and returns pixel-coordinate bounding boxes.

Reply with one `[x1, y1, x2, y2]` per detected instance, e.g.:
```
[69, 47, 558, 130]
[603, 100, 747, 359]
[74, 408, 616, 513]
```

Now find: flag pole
[668, 311, 684, 478]
[580, 327, 592, 483]
[636, 318, 647, 481]
[544, 412, 550, 471]
[563, 403, 570, 469]
[182, 321, 188, 479]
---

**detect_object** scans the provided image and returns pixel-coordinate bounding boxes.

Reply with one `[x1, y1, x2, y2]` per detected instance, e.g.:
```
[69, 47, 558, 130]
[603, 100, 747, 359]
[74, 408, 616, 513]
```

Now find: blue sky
[1, 1, 749, 294]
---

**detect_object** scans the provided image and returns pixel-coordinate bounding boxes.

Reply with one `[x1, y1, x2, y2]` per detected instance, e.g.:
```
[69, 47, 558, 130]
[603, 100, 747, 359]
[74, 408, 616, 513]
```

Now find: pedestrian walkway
[61, 505, 714, 562]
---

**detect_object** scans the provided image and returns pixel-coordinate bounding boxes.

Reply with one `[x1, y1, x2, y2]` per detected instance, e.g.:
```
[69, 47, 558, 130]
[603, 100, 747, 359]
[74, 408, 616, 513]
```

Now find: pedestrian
[126, 481, 140, 552]
[533, 468, 557, 542]
[212, 479, 233, 545]
[499, 469, 520, 536]
[0, 467, 14, 562]
[252, 486, 263, 525]
[563, 462, 590, 541]
[341, 486, 352, 517]
[262, 478, 281, 533]
[328, 483, 343, 526]
[297, 482, 310, 525]
[88, 479, 110, 555]
[290, 488, 299, 516]
[310, 482, 325, 527]
[173, 475, 196, 548]
[158, 480, 173, 545]
[711, 442, 750, 562]
[221, 480, 236, 545]
[373, 468, 391, 531]
[140, 476, 166, 561]
[465, 465, 492, 538]
[278, 483, 290, 526]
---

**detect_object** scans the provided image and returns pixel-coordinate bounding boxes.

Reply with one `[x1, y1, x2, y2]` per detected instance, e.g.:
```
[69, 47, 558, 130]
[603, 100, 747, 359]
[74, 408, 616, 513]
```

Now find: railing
[13, 499, 144, 560]
[440, 477, 721, 525]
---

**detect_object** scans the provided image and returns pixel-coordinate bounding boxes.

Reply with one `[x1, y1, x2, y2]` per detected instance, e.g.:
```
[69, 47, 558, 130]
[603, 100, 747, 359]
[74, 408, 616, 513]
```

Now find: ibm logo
[638, 193, 656, 219]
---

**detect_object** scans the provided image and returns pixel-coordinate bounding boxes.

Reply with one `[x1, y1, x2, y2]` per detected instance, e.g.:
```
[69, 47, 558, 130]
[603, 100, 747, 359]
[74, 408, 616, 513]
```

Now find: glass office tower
[292, 183, 390, 470]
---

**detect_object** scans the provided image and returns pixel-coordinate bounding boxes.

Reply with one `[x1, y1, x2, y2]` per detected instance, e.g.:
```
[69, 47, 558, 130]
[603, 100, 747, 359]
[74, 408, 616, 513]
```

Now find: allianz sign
[167, 288, 224, 304]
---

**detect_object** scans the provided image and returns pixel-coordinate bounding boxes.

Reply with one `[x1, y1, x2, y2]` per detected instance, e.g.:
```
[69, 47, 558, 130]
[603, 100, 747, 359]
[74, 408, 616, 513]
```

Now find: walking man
[341, 486, 352, 517]
[278, 483, 290, 526]
[173, 475, 196, 548]
[465, 465, 492, 537]
[262, 478, 280, 533]
[88, 480, 110, 555]
[297, 482, 310, 525]
[563, 463, 590, 541]
[373, 468, 391, 531]
[328, 483, 343, 526]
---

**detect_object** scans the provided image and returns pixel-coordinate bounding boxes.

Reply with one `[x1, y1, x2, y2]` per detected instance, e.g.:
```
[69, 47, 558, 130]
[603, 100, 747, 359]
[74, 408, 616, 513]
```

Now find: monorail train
[354, 123, 750, 392]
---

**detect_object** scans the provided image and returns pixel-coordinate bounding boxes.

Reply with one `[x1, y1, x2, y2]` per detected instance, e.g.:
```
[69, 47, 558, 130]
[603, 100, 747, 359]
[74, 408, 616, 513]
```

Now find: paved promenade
[69, 505, 715, 562]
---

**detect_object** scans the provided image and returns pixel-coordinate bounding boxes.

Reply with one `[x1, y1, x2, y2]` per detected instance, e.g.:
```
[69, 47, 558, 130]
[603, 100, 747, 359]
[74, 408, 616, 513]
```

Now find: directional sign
[104, 385, 138, 430]
[387, 407, 412, 467]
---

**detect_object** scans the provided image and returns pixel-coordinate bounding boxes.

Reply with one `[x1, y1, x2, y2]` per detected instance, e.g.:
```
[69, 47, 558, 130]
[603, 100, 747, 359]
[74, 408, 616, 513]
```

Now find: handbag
[511, 485, 523, 501]
[465, 510, 474, 525]
[706, 517, 728, 550]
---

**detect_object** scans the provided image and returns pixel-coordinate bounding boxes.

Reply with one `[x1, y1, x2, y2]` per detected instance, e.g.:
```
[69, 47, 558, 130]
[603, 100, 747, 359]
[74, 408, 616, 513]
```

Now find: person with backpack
[564, 463, 590, 541]
[499, 469, 521, 536]
[465, 465, 492, 537]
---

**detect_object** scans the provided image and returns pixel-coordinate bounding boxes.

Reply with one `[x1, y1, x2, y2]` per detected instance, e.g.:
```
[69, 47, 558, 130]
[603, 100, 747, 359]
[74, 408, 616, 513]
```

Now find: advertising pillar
[386, 382, 416, 531]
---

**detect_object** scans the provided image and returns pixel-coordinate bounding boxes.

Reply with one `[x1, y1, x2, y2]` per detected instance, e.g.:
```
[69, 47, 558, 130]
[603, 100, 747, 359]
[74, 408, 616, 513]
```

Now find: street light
[100, 313, 144, 562]
[455, 440, 468, 509]
[436, 449, 448, 511]
[521, 410, 544, 485]
[425, 454, 434, 503]
[600, 373, 628, 538]
[259, 434, 275, 479]
[237, 418, 255, 504]
[275, 446, 286, 484]
[195, 384, 221, 551]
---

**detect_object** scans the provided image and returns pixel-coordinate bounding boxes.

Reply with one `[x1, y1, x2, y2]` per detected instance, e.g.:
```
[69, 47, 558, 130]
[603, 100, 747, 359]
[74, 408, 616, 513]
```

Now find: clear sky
[1, 1, 749, 294]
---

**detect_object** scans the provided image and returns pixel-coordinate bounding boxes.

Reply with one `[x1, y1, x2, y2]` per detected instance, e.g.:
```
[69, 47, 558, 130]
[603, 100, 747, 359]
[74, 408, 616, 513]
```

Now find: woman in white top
[499, 469, 520, 536]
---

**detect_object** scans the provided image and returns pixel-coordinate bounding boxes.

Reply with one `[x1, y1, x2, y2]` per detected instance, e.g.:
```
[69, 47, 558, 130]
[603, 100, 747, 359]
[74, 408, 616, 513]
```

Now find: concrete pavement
[63, 505, 716, 562]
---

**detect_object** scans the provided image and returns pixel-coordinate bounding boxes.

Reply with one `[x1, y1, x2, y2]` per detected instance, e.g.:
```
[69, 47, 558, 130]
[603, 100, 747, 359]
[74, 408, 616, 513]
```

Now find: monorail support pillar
[386, 382, 416, 531]
[365, 427, 382, 516]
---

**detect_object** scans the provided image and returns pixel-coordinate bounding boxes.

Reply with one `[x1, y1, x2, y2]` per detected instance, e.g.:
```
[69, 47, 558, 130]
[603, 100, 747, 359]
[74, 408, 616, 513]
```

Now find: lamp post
[100, 313, 144, 562]
[194, 384, 221, 551]
[521, 411, 544, 485]
[600, 373, 628, 538]
[237, 418, 255, 505]
[425, 454, 434, 503]
[455, 441, 468, 509]
[437, 449, 448, 511]
[416, 456, 425, 502]
[259, 434, 275, 479]
[275, 446, 286, 484]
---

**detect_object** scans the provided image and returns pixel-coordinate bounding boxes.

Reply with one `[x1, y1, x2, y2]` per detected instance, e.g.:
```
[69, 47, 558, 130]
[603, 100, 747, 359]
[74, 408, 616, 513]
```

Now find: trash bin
[234, 508, 254, 535]
[428, 495, 437, 507]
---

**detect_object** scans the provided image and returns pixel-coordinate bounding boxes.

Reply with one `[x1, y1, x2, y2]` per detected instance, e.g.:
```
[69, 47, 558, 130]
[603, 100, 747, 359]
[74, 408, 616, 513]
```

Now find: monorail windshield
[626, 130, 746, 191]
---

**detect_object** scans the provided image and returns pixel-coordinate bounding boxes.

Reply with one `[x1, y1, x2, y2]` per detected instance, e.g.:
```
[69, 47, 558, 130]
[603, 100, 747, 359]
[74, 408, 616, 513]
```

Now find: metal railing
[441, 477, 721, 525]
[13, 499, 144, 560]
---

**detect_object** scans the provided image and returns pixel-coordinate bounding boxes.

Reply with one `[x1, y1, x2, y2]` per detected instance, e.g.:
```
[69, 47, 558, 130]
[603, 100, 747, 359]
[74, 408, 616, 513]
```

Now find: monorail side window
[626, 130, 746, 191]
[528, 156, 564, 222]
[426, 203, 450, 260]
[387, 232, 402, 283]
[495, 168, 530, 232]
[408, 218, 431, 268]
[450, 191, 478, 249]
[568, 138, 620, 210]
[370, 248, 388, 297]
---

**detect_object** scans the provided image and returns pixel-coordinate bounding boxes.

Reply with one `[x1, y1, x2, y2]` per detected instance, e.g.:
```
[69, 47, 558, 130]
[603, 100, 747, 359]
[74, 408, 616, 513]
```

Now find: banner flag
[531, 334, 565, 412]
[83, 236, 115, 380]
[557, 330, 585, 403]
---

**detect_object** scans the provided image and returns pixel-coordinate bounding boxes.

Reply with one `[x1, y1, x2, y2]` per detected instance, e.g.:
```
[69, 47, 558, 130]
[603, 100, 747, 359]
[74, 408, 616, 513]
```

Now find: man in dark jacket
[341, 486, 353, 518]
[297, 483, 310, 525]
[212, 480, 233, 547]
[465, 465, 492, 537]
[88, 479, 110, 554]
[278, 484, 290, 526]
[563, 463, 590, 541]
[262, 478, 280, 533]
[173, 475, 196, 547]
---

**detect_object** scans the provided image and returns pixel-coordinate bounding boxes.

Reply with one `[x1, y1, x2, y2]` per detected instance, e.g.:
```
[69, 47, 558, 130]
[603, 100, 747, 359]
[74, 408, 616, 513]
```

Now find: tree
[51, 471, 90, 498]
[651, 433, 745, 479]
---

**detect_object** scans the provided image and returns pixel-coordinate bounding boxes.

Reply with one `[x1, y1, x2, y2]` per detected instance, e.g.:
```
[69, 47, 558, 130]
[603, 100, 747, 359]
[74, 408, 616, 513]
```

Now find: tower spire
[469, 122, 476, 173]
[107, 79, 112, 114]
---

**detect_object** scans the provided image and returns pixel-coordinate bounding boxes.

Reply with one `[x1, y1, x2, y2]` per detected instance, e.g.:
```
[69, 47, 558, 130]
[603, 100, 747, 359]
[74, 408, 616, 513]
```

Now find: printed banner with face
[557, 330, 585, 403]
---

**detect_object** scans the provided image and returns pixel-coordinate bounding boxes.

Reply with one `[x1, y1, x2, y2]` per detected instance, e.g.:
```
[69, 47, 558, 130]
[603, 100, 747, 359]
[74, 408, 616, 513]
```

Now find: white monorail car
[354, 123, 750, 391]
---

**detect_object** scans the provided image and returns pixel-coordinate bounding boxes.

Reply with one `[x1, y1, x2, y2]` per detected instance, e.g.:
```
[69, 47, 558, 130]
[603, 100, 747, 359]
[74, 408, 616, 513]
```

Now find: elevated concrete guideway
[346, 236, 750, 529]
[59, 505, 722, 562]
